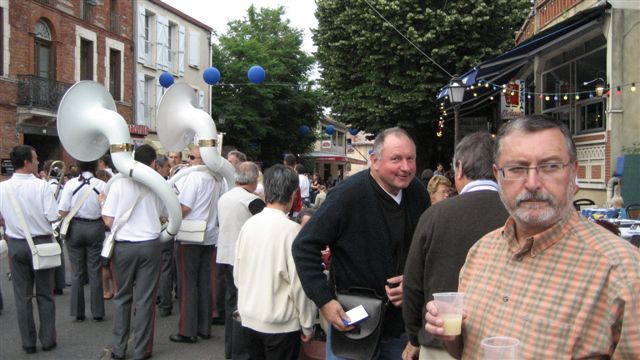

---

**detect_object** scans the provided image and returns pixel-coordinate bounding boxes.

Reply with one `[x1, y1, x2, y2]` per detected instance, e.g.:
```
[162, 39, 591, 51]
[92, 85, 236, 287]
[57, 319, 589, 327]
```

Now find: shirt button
[502, 296, 509, 303]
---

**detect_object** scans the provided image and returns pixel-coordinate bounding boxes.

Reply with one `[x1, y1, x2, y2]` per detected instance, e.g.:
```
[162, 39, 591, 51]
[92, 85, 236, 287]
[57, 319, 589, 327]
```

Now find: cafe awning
[436, 3, 608, 108]
[307, 151, 368, 165]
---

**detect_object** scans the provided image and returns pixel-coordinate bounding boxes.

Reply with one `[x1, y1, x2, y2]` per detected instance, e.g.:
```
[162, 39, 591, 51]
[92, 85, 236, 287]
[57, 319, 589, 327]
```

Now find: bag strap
[60, 180, 98, 231]
[108, 186, 148, 240]
[6, 182, 41, 254]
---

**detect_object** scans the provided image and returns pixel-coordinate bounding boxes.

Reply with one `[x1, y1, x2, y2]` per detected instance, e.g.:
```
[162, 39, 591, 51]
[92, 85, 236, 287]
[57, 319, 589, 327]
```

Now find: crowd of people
[0, 115, 639, 360]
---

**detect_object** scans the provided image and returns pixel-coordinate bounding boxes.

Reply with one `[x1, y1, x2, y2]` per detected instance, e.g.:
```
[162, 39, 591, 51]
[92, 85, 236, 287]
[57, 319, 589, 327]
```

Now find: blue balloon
[298, 125, 310, 136]
[159, 72, 174, 88]
[325, 125, 335, 135]
[203, 67, 221, 85]
[349, 128, 359, 136]
[247, 65, 266, 84]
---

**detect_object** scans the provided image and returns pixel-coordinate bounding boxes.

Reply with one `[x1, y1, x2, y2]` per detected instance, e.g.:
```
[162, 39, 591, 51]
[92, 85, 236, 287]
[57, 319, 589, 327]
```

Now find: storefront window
[542, 42, 606, 135]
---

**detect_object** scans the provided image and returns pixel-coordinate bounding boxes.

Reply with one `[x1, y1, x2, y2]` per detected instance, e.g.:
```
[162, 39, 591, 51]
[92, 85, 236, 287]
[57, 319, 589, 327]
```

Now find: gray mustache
[515, 191, 553, 206]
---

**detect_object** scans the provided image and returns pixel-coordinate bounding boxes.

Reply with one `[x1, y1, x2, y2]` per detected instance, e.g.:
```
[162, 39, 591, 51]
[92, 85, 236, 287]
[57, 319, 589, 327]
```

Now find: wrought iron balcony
[17, 75, 72, 111]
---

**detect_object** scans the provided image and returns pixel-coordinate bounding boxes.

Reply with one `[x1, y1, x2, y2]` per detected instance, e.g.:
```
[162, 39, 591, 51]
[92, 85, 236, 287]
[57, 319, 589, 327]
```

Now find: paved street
[0, 249, 226, 360]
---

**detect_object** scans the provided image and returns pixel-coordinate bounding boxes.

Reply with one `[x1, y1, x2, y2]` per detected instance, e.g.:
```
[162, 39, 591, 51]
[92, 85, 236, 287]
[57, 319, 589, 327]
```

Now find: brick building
[0, 0, 134, 177]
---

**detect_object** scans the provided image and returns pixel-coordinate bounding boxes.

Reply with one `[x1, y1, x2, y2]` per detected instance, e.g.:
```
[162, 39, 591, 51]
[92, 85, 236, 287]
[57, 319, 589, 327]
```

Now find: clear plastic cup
[432, 292, 464, 336]
[481, 336, 520, 360]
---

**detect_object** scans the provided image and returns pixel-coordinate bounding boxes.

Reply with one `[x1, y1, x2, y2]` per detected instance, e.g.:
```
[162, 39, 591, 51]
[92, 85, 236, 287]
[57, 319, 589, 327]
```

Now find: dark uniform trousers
[54, 235, 66, 291]
[66, 218, 105, 318]
[157, 239, 176, 313]
[111, 240, 161, 360]
[176, 242, 214, 338]
[6, 236, 57, 349]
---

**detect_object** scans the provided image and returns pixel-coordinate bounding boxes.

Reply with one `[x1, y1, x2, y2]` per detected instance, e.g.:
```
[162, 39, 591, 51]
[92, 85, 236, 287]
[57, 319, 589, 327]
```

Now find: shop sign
[501, 80, 525, 119]
[321, 140, 332, 150]
[129, 124, 149, 136]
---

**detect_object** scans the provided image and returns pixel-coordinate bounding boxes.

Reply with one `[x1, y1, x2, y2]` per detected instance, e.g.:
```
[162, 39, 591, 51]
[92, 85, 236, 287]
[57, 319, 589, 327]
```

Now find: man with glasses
[424, 116, 640, 358]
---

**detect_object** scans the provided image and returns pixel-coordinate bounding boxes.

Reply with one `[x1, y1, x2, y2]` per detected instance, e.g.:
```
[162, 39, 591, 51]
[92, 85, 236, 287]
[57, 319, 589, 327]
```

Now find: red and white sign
[321, 140, 332, 150]
[501, 80, 525, 120]
[129, 124, 149, 136]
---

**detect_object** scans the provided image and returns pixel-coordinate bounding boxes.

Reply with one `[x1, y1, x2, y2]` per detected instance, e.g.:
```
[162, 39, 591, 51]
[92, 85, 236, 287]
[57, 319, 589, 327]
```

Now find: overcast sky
[161, 0, 318, 54]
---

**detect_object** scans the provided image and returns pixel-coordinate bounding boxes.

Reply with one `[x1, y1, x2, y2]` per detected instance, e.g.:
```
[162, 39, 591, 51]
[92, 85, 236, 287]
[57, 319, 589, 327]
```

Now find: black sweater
[402, 190, 509, 347]
[293, 170, 428, 337]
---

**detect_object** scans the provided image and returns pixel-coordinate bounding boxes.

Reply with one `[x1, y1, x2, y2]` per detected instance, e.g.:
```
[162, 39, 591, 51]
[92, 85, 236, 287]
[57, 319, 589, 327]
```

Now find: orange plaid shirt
[459, 211, 640, 359]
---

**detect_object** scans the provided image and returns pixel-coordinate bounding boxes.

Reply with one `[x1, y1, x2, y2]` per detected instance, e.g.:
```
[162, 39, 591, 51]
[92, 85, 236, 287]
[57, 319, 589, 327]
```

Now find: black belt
[72, 217, 102, 222]
[8, 235, 52, 241]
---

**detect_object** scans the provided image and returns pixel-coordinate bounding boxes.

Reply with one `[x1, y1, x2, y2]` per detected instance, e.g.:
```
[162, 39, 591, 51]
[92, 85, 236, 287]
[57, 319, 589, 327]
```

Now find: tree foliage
[314, 0, 531, 167]
[212, 6, 322, 167]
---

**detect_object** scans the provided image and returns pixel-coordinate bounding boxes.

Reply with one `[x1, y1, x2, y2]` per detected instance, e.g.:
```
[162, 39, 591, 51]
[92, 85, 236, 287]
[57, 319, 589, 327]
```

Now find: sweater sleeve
[403, 209, 432, 346]
[293, 183, 348, 308]
[287, 231, 318, 335]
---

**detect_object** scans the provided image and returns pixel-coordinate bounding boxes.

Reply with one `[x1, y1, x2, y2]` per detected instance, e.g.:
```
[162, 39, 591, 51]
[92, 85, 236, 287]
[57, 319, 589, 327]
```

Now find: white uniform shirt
[0, 173, 58, 238]
[58, 172, 106, 219]
[102, 177, 166, 242]
[299, 174, 310, 198]
[216, 186, 260, 265]
[176, 170, 223, 246]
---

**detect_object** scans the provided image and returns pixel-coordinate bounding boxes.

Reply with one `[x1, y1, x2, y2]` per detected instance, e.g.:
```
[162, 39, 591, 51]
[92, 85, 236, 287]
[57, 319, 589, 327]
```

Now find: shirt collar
[502, 210, 575, 258]
[460, 179, 499, 194]
[12, 173, 36, 180]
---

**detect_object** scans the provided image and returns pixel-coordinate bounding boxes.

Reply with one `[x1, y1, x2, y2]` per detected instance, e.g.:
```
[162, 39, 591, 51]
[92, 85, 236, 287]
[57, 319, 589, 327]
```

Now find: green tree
[212, 6, 322, 167]
[314, 0, 531, 169]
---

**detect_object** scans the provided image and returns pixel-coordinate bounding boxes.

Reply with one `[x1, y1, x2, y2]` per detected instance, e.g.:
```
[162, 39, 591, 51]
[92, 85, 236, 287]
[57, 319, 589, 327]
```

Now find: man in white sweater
[234, 164, 317, 359]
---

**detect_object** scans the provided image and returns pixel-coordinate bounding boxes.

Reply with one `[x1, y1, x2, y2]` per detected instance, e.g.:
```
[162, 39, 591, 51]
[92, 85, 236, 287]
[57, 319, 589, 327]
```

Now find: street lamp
[448, 77, 465, 147]
[583, 77, 606, 97]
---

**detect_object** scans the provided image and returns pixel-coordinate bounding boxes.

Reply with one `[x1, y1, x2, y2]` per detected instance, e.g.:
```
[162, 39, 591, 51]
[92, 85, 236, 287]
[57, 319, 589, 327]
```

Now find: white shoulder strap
[60, 180, 98, 232]
[6, 183, 39, 254]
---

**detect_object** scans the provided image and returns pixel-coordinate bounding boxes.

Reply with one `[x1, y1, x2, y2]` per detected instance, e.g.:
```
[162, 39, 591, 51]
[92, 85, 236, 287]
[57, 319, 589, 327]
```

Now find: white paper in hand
[342, 305, 369, 326]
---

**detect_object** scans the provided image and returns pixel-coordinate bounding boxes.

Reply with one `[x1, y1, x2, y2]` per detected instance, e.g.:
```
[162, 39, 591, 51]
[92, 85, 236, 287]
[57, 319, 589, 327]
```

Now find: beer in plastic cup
[433, 292, 464, 336]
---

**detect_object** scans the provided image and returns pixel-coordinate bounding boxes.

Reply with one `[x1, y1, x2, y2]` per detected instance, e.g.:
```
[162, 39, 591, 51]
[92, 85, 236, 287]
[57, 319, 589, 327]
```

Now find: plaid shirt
[459, 211, 640, 359]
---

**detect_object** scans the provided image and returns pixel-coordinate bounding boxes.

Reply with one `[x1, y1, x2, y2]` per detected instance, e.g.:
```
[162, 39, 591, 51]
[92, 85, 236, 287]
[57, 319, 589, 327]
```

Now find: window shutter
[198, 89, 205, 110]
[136, 73, 146, 125]
[178, 25, 185, 76]
[188, 30, 200, 68]
[156, 15, 169, 69]
[137, 6, 146, 64]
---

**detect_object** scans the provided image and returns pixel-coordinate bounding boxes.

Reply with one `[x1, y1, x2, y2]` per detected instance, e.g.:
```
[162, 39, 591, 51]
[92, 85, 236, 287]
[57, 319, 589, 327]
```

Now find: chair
[594, 219, 620, 236]
[630, 235, 640, 248]
[573, 198, 595, 211]
[625, 204, 640, 220]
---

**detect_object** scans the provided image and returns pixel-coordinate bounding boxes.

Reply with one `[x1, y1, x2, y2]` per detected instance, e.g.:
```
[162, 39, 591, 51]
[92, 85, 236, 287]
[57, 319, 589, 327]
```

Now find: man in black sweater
[402, 132, 509, 360]
[293, 127, 429, 359]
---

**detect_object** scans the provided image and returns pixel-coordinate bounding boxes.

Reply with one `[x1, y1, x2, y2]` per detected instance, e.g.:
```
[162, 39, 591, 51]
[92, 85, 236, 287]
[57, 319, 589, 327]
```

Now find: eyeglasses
[188, 155, 201, 160]
[498, 162, 570, 181]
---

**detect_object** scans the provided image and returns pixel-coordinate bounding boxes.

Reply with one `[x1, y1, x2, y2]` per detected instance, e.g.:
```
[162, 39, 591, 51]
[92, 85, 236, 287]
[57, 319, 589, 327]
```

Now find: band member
[0, 145, 58, 354]
[101, 144, 167, 360]
[58, 160, 106, 322]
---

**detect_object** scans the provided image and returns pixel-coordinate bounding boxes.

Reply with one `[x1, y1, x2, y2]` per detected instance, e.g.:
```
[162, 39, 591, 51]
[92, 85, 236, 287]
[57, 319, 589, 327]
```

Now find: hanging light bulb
[631, 83, 637, 92]
[527, 94, 531, 99]
[575, 94, 580, 100]
[484, 82, 489, 88]
[545, 95, 550, 101]
[553, 95, 558, 101]
[473, 92, 478, 97]
[563, 94, 568, 101]
[616, 86, 622, 95]
[539, 94, 544, 100]
[490, 96, 494, 100]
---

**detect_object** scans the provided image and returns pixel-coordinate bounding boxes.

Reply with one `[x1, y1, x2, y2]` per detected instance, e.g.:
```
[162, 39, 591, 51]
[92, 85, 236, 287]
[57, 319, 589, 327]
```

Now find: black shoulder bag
[331, 286, 388, 360]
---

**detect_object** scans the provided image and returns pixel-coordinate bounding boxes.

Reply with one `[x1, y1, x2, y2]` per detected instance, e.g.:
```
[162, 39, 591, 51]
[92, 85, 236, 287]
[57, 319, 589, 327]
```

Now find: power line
[362, 0, 454, 78]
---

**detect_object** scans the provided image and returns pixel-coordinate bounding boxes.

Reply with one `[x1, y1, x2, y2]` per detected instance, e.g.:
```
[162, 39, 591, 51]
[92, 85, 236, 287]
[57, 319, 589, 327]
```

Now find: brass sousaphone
[57, 81, 182, 241]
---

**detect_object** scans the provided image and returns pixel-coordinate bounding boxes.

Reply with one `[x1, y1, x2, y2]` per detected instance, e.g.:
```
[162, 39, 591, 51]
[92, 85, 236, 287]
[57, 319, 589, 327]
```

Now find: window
[34, 20, 53, 79]
[80, 38, 93, 80]
[143, 13, 153, 63]
[142, 76, 155, 127]
[109, 49, 121, 100]
[541, 43, 606, 134]
[82, 0, 96, 22]
[168, 23, 177, 72]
